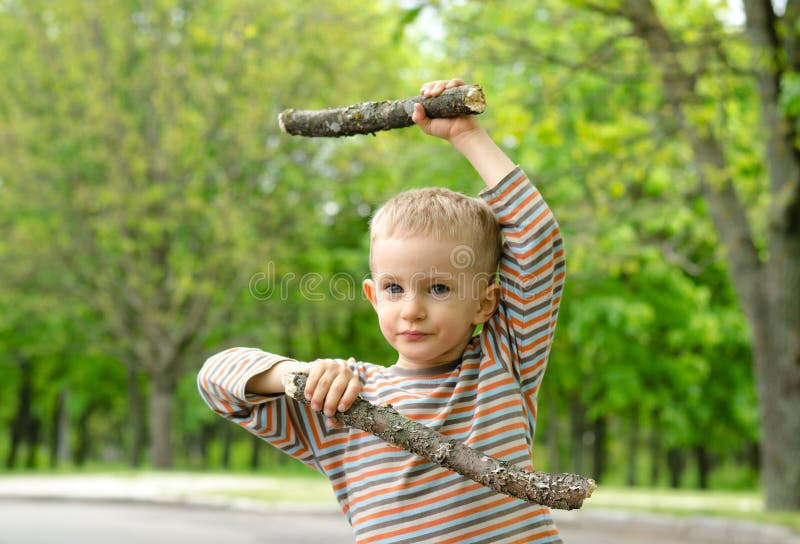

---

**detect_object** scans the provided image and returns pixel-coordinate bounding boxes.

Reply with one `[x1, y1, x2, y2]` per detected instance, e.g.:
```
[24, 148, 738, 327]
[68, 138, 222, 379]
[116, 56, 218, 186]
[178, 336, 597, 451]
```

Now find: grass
[204, 474, 337, 505]
[582, 486, 800, 534]
[201, 476, 800, 534]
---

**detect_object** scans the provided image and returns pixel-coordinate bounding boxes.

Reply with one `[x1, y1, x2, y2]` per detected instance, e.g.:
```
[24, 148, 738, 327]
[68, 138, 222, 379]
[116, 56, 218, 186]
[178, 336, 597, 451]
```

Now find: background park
[0, 0, 799, 540]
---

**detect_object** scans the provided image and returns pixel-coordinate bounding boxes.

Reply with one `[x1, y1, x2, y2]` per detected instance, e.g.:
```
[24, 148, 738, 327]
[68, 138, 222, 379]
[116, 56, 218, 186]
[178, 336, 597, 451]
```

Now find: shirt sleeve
[479, 166, 566, 404]
[196, 347, 342, 471]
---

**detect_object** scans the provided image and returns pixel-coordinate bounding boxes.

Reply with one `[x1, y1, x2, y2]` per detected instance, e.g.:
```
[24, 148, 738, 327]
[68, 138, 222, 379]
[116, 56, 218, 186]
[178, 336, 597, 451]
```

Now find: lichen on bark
[278, 85, 486, 137]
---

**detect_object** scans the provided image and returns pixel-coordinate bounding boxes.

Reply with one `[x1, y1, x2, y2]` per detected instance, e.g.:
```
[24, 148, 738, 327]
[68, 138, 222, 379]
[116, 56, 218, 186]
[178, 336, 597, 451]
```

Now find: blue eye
[431, 284, 450, 296]
[385, 283, 403, 294]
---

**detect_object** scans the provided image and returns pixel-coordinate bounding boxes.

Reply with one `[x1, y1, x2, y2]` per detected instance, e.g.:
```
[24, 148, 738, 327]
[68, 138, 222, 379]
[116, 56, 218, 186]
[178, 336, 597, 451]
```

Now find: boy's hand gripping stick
[282, 372, 596, 510]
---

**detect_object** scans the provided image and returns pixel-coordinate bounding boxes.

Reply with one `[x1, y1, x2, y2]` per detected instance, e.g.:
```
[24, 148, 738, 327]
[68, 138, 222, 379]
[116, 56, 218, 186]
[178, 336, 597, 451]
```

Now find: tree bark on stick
[282, 372, 596, 510]
[278, 85, 486, 137]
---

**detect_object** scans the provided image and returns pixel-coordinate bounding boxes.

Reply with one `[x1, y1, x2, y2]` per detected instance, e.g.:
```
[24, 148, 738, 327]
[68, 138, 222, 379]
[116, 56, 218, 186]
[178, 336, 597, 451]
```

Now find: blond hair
[369, 187, 501, 276]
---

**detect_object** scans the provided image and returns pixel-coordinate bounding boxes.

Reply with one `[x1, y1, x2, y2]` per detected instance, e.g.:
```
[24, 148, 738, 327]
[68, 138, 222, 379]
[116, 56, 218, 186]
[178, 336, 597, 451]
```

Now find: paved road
[2, 499, 799, 544]
[0, 499, 352, 544]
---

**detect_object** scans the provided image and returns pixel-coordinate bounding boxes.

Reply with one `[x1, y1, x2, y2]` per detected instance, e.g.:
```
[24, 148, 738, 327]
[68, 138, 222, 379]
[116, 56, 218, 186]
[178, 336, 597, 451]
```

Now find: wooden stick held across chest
[281, 372, 596, 510]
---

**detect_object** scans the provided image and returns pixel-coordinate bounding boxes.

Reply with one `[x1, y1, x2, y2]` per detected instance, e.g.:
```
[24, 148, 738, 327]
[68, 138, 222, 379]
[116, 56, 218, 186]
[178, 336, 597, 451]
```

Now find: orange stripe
[500, 258, 557, 285]
[220, 355, 249, 392]
[526, 395, 538, 422]
[504, 285, 553, 306]
[496, 192, 538, 224]
[477, 374, 513, 394]
[465, 420, 526, 446]
[323, 445, 403, 472]
[493, 442, 531, 460]
[485, 172, 528, 205]
[347, 466, 451, 511]
[503, 209, 551, 241]
[355, 482, 484, 525]
[436, 503, 550, 544]
[508, 529, 560, 544]
[358, 495, 517, 544]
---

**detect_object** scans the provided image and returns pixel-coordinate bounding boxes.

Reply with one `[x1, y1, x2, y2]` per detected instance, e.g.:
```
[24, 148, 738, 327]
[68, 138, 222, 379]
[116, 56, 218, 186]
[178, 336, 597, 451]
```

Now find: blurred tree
[0, 0, 412, 467]
[576, 0, 798, 510]
[420, 0, 782, 502]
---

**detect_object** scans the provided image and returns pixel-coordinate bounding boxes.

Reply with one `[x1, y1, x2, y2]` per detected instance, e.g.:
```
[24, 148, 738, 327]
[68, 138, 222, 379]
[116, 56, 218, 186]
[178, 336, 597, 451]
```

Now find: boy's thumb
[411, 103, 429, 129]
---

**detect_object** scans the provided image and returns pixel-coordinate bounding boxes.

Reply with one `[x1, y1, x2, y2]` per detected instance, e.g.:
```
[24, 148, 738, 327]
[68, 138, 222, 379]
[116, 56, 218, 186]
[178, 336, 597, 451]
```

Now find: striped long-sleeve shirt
[198, 166, 566, 543]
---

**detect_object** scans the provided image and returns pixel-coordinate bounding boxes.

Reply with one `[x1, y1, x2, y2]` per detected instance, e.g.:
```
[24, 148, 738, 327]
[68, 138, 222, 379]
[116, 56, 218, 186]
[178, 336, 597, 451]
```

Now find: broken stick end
[465, 85, 486, 114]
[281, 372, 299, 397]
[277, 110, 290, 133]
[586, 478, 597, 498]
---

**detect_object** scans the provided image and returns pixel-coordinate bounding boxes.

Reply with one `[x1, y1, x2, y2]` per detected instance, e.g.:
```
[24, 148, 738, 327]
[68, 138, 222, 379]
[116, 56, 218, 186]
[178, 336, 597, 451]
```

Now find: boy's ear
[472, 283, 500, 326]
[362, 279, 378, 308]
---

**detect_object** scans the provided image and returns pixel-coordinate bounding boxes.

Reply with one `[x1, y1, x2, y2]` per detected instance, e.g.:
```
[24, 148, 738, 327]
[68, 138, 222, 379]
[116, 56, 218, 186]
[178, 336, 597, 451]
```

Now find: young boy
[198, 79, 566, 543]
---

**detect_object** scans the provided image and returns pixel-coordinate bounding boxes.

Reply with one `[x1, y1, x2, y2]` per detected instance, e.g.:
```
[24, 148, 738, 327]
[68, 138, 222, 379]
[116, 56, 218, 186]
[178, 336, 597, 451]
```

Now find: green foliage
[0, 0, 764, 493]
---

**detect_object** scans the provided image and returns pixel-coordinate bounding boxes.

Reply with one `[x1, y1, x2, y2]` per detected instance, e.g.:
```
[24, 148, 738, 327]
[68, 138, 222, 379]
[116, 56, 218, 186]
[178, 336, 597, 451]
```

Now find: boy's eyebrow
[374, 270, 457, 282]
[410, 271, 457, 282]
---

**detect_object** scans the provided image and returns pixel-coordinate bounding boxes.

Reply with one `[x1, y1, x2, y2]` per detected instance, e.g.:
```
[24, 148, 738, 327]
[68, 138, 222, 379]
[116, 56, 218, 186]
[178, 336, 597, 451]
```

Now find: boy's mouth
[399, 331, 428, 341]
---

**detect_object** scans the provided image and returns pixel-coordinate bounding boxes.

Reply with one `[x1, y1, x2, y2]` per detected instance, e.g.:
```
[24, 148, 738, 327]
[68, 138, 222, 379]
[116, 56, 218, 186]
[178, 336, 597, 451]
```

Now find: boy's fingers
[412, 103, 428, 125]
[420, 79, 455, 97]
[323, 373, 351, 416]
[338, 378, 362, 412]
[419, 81, 438, 96]
[420, 78, 465, 97]
[302, 369, 319, 401]
[309, 370, 334, 412]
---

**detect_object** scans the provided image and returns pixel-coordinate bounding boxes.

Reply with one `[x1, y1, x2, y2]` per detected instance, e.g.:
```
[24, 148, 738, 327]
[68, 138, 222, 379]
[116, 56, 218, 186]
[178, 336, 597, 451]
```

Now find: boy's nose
[400, 295, 426, 321]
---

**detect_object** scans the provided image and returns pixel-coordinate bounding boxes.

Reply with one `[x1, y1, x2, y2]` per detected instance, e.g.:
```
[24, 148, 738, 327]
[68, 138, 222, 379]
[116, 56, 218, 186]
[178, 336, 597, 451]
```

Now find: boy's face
[363, 235, 498, 370]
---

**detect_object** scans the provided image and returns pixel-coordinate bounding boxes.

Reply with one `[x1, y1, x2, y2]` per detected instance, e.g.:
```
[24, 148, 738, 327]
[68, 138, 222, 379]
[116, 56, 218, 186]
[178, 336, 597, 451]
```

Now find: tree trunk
[544, 391, 562, 473]
[278, 85, 486, 137]
[591, 416, 607, 484]
[666, 448, 684, 489]
[569, 399, 585, 475]
[283, 372, 596, 510]
[649, 408, 662, 486]
[250, 434, 261, 470]
[25, 417, 39, 469]
[221, 419, 232, 469]
[695, 445, 711, 490]
[615, 0, 800, 510]
[49, 390, 70, 468]
[148, 376, 175, 468]
[5, 358, 32, 469]
[626, 407, 640, 486]
[126, 366, 145, 468]
[745, 440, 760, 472]
[74, 405, 93, 466]
[200, 423, 214, 469]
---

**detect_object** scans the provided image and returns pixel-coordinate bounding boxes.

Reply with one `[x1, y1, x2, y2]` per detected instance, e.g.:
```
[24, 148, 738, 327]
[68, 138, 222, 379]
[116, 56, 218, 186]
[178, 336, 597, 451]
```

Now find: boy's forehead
[370, 235, 475, 275]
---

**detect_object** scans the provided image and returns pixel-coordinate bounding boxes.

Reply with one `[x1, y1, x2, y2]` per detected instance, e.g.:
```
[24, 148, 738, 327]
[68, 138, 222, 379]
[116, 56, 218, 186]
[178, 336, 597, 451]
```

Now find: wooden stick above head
[282, 372, 596, 510]
[278, 84, 486, 137]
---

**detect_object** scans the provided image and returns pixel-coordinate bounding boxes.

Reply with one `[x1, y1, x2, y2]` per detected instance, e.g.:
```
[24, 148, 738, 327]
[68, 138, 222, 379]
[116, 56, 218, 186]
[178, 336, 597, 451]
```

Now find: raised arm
[412, 79, 515, 188]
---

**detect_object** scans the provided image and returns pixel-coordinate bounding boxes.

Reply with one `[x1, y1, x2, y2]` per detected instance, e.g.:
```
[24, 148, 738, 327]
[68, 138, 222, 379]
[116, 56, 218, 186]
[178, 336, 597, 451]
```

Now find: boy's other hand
[413, 78, 482, 143]
[300, 358, 361, 418]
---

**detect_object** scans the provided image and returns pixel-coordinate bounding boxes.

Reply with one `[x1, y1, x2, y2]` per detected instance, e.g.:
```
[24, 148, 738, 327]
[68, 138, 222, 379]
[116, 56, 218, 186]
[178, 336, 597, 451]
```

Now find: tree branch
[282, 372, 596, 510]
[743, 0, 800, 232]
[615, 0, 766, 300]
[782, 0, 800, 71]
[278, 85, 485, 137]
[743, 0, 783, 108]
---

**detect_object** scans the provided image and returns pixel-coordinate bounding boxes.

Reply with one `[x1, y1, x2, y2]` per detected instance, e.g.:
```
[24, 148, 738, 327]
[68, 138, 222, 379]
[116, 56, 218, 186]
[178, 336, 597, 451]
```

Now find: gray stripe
[503, 200, 548, 232]
[358, 495, 557, 543]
